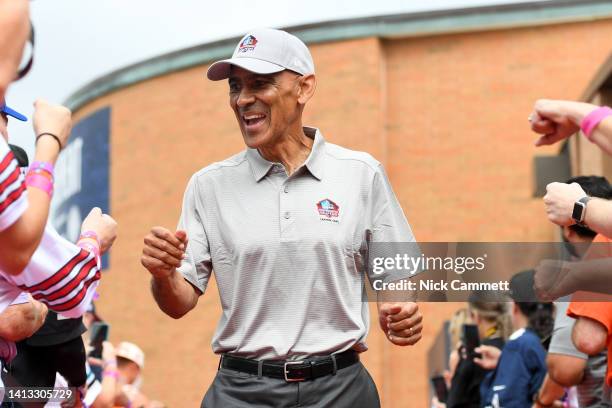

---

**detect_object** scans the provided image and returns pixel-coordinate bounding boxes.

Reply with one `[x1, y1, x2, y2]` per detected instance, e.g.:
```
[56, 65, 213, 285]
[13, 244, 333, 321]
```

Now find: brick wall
[72, 18, 612, 407]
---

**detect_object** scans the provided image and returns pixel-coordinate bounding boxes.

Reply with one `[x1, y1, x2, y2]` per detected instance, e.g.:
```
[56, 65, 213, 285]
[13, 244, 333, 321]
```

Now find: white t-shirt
[0, 138, 101, 318]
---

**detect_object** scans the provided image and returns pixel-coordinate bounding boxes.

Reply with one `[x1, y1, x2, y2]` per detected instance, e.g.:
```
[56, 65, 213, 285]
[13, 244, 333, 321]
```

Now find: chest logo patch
[316, 198, 340, 223]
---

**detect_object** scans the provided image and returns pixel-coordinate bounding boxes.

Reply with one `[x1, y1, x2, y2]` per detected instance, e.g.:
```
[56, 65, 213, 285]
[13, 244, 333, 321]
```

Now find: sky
[6, 0, 553, 155]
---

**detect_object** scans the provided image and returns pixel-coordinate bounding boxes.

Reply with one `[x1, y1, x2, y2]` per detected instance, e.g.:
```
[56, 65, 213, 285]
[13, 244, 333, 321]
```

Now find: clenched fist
[141, 227, 188, 279]
[80, 207, 117, 254]
[379, 302, 423, 346]
[33, 99, 72, 149]
[543, 182, 586, 226]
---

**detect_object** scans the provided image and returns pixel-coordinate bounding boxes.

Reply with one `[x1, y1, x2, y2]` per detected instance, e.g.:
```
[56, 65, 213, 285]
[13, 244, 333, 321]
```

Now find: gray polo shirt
[177, 127, 416, 360]
[549, 300, 611, 407]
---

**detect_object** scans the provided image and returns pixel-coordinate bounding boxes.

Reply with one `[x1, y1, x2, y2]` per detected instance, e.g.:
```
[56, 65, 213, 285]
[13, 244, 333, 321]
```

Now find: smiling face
[228, 67, 307, 149]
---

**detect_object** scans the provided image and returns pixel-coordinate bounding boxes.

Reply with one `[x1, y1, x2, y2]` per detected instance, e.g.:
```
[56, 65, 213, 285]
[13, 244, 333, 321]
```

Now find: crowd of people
[0, 1, 163, 407]
[431, 100, 612, 407]
[1, 0, 612, 407]
[1, 297, 164, 407]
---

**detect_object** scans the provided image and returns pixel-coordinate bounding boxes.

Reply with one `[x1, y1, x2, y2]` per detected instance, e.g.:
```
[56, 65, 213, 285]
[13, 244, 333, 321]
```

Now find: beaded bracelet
[29, 161, 54, 177]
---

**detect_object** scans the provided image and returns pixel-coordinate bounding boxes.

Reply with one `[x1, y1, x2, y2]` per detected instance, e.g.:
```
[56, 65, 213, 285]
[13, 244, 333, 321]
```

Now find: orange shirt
[567, 234, 612, 387]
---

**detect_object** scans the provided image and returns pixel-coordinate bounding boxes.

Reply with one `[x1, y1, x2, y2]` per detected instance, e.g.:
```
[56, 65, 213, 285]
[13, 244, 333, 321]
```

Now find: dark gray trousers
[201, 361, 381, 408]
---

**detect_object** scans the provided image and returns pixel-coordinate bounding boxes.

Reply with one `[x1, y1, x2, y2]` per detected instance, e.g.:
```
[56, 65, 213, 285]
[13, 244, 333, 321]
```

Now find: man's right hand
[32, 99, 72, 149]
[141, 227, 187, 279]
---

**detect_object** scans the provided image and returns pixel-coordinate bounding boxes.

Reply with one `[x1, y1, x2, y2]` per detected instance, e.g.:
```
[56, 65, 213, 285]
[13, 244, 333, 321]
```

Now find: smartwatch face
[572, 202, 585, 222]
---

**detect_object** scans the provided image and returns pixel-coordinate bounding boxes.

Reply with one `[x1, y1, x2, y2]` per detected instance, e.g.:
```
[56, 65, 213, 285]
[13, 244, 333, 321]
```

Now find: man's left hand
[378, 302, 422, 346]
[543, 182, 586, 226]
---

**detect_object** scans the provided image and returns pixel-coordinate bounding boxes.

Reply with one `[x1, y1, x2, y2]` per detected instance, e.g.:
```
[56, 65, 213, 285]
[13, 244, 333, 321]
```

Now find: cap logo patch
[238, 35, 258, 53]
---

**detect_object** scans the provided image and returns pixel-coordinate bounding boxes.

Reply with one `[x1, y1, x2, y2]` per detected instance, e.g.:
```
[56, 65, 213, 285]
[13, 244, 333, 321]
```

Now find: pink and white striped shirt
[0, 138, 101, 318]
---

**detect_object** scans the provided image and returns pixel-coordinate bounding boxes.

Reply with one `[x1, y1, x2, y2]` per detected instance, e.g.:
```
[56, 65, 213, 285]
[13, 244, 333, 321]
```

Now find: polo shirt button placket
[279, 180, 296, 240]
[280, 183, 290, 220]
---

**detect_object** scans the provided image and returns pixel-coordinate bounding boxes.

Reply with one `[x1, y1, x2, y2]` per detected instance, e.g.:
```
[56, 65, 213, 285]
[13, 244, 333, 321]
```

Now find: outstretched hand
[530, 99, 596, 147]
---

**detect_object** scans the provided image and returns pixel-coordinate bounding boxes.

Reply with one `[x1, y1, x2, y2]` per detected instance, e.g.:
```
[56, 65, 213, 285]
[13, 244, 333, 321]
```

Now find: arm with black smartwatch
[572, 196, 612, 239]
[532, 181, 612, 299]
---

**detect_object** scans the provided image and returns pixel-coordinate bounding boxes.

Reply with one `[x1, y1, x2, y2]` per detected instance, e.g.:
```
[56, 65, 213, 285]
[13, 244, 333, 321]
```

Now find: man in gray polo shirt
[141, 28, 423, 407]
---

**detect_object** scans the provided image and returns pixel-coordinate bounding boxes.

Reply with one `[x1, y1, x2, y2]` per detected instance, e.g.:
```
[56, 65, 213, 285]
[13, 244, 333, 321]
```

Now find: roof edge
[65, 0, 612, 111]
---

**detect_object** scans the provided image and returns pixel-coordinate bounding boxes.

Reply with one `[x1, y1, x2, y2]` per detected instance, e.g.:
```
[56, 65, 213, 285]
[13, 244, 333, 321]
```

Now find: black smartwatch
[572, 196, 592, 225]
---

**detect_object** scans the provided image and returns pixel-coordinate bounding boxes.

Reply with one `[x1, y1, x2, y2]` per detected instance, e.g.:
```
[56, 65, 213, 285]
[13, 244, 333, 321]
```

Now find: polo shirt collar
[246, 127, 326, 182]
[246, 146, 275, 182]
[303, 127, 325, 181]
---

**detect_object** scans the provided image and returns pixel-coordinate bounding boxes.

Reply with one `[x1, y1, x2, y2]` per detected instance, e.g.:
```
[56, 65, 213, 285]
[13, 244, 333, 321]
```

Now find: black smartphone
[430, 375, 448, 403]
[89, 321, 110, 359]
[462, 324, 481, 359]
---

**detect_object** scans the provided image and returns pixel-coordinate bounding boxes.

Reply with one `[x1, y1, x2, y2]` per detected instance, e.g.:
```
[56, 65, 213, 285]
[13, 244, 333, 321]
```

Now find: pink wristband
[581, 106, 612, 141]
[25, 174, 53, 197]
[79, 230, 100, 247]
[29, 161, 54, 177]
[78, 240, 100, 261]
[27, 168, 54, 184]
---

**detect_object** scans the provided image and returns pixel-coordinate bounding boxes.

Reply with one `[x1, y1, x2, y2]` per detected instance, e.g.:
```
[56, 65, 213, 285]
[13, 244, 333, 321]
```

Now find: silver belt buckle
[284, 360, 306, 382]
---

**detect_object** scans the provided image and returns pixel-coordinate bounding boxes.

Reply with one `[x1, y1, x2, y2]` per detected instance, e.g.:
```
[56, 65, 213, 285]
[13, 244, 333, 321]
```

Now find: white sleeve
[0, 138, 27, 232]
[9, 291, 30, 305]
[176, 175, 212, 294]
[3, 224, 101, 318]
[0, 277, 22, 314]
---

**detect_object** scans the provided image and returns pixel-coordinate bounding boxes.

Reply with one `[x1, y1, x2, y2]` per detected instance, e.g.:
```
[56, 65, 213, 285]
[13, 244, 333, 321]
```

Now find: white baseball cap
[207, 28, 315, 81]
[116, 341, 145, 369]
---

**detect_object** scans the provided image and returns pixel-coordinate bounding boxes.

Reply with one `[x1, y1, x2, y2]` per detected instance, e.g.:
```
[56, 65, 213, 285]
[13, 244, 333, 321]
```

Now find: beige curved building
[61, 1, 612, 406]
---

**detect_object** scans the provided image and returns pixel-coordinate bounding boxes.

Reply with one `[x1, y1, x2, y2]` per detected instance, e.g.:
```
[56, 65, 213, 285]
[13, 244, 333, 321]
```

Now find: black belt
[220, 350, 360, 382]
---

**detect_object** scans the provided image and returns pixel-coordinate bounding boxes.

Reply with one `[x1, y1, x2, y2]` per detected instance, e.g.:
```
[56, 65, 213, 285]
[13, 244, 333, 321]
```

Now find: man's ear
[297, 74, 316, 105]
